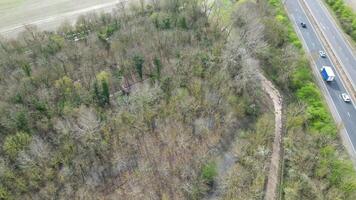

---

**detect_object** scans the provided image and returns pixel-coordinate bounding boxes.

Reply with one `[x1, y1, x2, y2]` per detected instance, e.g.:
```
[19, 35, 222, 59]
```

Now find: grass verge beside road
[0, 0, 23, 10]
[325, 0, 356, 42]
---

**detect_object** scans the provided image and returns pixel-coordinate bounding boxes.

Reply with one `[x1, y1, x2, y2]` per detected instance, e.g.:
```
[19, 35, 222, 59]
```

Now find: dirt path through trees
[204, 71, 283, 200]
[260, 73, 283, 200]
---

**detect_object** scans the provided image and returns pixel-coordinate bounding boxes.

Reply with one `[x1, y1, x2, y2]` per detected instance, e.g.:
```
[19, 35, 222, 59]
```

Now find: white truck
[321, 66, 335, 82]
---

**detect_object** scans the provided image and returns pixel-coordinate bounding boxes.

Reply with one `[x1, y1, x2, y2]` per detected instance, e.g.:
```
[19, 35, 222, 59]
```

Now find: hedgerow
[325, 0, 356, 41]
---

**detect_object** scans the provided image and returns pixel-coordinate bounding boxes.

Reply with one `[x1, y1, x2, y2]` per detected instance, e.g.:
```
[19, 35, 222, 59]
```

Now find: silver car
[319, 51, 326, 58]
[342, 93, 351, 103]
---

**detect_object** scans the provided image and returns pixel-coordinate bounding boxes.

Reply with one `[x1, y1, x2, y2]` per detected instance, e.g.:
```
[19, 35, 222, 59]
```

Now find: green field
[0, 0, 24, 9]
[0, 0, 119, 36]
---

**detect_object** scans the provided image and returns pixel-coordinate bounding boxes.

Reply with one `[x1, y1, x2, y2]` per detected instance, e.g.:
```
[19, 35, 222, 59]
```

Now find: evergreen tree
[101, 79, 110, 105]
[133, 55, 144, 80]
[153, 57, 162, 81]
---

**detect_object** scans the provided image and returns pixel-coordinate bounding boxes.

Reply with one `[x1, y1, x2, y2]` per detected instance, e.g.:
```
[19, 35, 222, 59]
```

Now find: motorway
[305, 0, 356, 90]
[284, 0, 356, 155]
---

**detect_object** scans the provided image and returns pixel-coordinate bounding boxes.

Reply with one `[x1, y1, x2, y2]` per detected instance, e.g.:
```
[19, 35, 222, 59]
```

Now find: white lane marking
[348, 112, 351, 118]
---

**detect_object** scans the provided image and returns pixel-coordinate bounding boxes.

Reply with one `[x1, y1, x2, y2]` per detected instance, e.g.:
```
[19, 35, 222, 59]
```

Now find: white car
[319, 51, 326, 58]
[342, 93, 351, 102]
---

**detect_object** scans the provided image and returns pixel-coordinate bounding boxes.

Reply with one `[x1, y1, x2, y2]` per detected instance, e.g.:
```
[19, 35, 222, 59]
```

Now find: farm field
[344, 0, 356, 11]
[0, 0, 122, 36]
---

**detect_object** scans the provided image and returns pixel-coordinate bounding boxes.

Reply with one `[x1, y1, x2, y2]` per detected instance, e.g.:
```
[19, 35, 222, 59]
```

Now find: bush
[0, 186, 10, 200]
[268, 0, 302, 49]
[325, 0, 356, 42]
[3, 132, 31, 160]
[201, 162, 217, 187]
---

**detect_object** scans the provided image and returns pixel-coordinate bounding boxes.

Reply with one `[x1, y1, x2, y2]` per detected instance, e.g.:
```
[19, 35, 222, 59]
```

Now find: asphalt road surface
[305, 0, 356, 89]
[285, 0, 356, 154]
[0, 0, 125, 37]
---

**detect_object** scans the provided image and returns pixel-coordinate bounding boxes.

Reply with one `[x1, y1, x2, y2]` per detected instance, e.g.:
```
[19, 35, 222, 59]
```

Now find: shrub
[3, 132, 32, 160]
[201, 162, 217, 187]
[325, 0, 356, 41]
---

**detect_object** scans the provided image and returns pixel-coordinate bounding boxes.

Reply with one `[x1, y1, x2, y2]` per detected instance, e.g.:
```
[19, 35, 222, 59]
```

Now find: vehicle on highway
[342, 93, 351, 102]
[300, 22, 307, 28]
[321, 66, 335, 81]
[319, 50, 326, 58]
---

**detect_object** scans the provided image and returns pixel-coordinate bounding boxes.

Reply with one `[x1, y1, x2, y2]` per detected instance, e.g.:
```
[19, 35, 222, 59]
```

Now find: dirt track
[260, 73, 283, 200]
[0, 0, 124, 37]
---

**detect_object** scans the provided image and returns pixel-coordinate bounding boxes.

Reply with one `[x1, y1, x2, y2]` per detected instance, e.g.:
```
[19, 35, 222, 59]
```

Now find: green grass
[325, 0, 356, 41]
[0, 0, 24, 11]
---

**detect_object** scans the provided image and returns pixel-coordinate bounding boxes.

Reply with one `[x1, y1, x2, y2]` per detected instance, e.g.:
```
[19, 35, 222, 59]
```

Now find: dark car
[301, 22, 307, 28]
